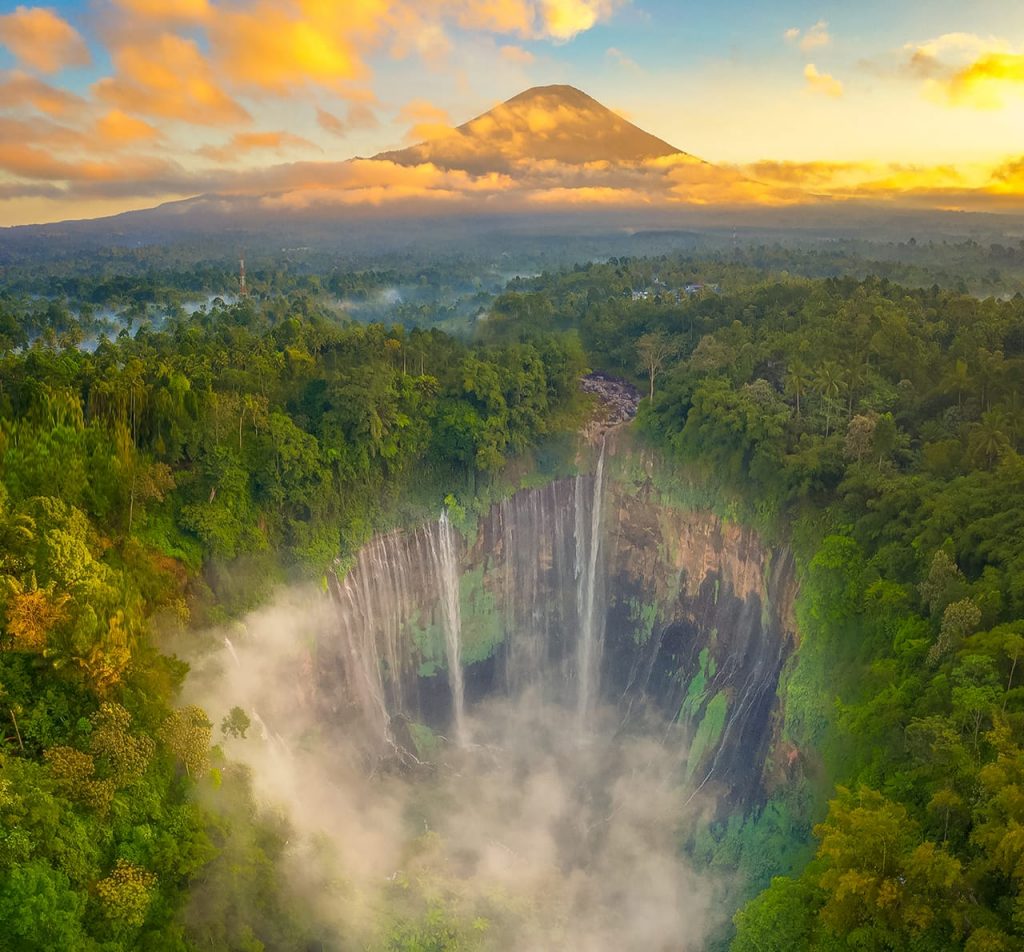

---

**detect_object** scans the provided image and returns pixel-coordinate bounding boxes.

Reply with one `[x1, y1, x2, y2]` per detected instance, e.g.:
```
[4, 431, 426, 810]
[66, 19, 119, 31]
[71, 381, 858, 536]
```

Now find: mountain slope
[377, 84, 696, 174]
[1, 85, 800, 236]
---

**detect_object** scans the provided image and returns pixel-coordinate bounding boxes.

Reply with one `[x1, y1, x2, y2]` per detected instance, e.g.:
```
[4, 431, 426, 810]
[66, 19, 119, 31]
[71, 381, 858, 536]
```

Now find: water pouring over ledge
[190, 390, 797, 950]
[575, 432, 608, 737]
[323, 443, 612, 752]
[432, 509, 466, 746]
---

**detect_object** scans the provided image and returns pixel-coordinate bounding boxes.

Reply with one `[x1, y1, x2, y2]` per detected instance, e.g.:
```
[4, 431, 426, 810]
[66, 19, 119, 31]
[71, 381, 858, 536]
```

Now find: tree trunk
[1005, 651, 1019, 712]
[9, 708, 24, 752]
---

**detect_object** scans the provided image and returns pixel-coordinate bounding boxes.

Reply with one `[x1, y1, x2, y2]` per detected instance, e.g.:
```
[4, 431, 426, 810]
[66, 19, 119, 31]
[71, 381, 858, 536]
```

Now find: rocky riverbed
[581, 372, 641, 428]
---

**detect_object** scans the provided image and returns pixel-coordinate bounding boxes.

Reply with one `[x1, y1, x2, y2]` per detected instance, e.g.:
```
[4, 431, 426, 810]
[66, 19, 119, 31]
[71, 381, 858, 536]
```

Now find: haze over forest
[2, 3, 1024, 952]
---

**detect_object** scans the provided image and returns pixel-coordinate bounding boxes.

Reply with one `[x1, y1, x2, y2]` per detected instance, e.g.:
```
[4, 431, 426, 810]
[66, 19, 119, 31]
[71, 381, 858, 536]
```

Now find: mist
[184, 584, 727, 951]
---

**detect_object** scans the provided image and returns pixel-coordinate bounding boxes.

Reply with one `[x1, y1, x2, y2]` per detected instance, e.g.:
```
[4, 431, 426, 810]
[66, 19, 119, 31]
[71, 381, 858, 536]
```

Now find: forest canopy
[0, 295, 586, 949]
[2, 247, 1024, 949]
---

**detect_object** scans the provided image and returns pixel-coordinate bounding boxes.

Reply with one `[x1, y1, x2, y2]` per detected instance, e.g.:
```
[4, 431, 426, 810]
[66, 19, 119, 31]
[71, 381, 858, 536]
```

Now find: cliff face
[601, 476, 797, 804]
[316, 446, 798, 806]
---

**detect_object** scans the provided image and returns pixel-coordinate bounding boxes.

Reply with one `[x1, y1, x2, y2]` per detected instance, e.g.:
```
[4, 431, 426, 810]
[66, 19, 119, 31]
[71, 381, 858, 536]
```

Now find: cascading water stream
[224, 636, 241, 668]
[312, 429, 788, 805]
[575, 434, 608, 733]
[432, 510, 467, 745]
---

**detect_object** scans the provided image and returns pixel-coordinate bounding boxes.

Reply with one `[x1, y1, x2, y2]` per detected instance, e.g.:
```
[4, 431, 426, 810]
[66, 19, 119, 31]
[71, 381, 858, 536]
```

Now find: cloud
[804, 63, 843, 98]
[95, 109, 160, 144]
[390, 18, 452, 67]
[526, 184, 649, 205]
[347, 103, 380, 129]
[0, 6, 91, 73]
[93, 32, 251, 125]
[197, 130, 321, 163]
[540, 0, 616, 41]
[945, 52, 1024, 108]
[316, 108, 348, 137]
[450, 0, 618, 42]
[95, 1, 618, 103]
[734, 157, 1024, 211]
[0, 69, 86, 116]
[207, 2, 383, 94]
[9, 132, 1024, 219]
[0, 182, 65, 200]
[179, 587, 722, 952]
[0, 134, 183, 187]
[785, 20, 832, 54]
[500, 43, 535, 64]
[317, 103, 380, 137]
[800, 20, 831, 52]
[903, 33, 1024, 108]
[112, 0, 211, 20]
[606, 47, 639, 70]
[398, 98, 454, 142]
[905, 31, 1000, 72]
[993, 155, 1024, 185]
[743, 159, 869, 188]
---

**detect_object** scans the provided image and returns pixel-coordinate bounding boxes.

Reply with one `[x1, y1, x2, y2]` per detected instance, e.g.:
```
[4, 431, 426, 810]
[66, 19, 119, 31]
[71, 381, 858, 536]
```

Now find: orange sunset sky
[1, 0, 1024, 225]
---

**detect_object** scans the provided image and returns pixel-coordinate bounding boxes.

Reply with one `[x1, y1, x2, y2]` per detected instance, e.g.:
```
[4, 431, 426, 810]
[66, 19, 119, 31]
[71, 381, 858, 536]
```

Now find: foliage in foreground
[0, 298, 584, 949]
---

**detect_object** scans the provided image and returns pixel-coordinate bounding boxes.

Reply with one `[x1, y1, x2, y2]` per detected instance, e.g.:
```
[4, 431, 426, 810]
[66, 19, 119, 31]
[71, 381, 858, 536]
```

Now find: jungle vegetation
[488, 261, 1024, 951]
[0, 295, 585, 950]
[3, 245, 1024, 949]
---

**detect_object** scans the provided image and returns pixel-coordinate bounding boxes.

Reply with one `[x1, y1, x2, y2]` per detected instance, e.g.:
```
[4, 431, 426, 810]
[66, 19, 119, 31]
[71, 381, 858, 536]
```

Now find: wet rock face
[601, 487, 797, 807]
[316, 436, 797, 806]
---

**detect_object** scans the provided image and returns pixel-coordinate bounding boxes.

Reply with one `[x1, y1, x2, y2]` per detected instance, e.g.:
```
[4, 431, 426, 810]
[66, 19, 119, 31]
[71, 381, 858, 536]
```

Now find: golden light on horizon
[0, 2, 1022, 224]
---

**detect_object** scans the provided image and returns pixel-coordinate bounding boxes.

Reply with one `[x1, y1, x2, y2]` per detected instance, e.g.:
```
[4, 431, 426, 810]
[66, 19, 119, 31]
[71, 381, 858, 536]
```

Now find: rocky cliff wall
[316, 442, 798, 805]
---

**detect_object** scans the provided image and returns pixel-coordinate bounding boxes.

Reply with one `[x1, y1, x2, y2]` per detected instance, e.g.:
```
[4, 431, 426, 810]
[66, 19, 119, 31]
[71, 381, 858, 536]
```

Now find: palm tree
[813, 361, 845, 437]
[784, 361, 809, 419]
[943, 358, 971, 410]
[967, 409, 1012, 469]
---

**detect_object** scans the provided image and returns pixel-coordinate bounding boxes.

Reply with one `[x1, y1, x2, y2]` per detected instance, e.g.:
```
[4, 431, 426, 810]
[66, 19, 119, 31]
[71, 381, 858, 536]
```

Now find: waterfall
[432, 510, 467, 745]
[575, 435, 608, 730]
[306, 433, 792, 805]
[326, 565, 393, 748]
[323, 448, 611, 750]
[250, 708, 270, 741]
[497, 480, 578, 694]
[224, 636, 241, 668]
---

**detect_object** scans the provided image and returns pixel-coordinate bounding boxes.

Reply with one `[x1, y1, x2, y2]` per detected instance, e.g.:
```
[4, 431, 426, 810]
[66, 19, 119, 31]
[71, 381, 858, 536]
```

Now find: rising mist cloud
[181, 584, 724, 951]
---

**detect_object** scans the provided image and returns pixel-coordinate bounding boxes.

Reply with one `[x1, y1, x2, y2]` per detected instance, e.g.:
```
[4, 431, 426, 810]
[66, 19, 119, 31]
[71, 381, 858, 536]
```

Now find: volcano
[377, 84, 697, 174]
[0, 84, 792, 242]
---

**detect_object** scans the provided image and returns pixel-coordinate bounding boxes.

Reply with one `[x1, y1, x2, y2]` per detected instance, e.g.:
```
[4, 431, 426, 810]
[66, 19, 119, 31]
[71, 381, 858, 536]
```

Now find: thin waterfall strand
[576, 435, 608, 730]
[434, 511, 467, 745]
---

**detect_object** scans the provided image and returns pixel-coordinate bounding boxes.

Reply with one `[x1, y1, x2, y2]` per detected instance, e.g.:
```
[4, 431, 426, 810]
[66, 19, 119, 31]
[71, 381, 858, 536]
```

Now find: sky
[1, 0, 1024, 225]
